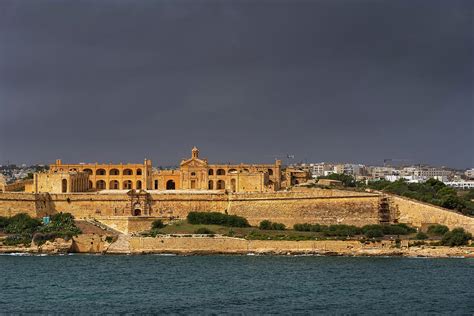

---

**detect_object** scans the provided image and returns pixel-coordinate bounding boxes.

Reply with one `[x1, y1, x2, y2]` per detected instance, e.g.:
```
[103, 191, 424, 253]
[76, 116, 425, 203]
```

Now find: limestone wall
[0, 190, 381, 227]
[392, 196, 474, 234]
[129, 236, 364, 254]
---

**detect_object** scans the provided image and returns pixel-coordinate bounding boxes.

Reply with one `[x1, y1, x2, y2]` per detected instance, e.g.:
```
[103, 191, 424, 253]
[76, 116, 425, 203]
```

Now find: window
[217, 169, 225, 175]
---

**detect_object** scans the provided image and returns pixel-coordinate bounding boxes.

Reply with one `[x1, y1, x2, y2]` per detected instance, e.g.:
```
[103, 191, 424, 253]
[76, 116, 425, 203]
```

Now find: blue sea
[0, 255, 473, 314]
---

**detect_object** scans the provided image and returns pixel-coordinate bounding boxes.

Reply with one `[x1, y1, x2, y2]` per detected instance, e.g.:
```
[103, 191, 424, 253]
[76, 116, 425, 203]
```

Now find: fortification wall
[0, 190, 381, 227]
[392, 196, 474, 234]
[128, 236, 364, 254]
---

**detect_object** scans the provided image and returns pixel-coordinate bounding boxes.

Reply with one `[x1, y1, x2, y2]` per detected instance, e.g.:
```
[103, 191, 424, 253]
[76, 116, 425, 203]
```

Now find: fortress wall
[0, 193, 38, 217]
[392, 196, 474, 234]
[128, 236, 364, 254]
[0, 191, 381, 227]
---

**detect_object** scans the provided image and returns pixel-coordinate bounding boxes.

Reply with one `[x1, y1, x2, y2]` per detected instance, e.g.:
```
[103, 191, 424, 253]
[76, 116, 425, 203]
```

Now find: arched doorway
[110, 180, 119, 190]
[96, 180, 106, 190]
[61, 179, 67, 193]
[166, 180, 175, 190]
[123, 180, 132, 190]
[133, 208, 142, 216]
[136, 180, 142, 190]
[216, 180, 225, 190]
[208, 180, 213, 190]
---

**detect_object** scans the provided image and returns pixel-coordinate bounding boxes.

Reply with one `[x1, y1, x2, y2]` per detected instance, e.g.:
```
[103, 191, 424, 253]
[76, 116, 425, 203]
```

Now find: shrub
[293, 223, 312, 231]
[259, 220, 272, 230]
[362, 225, 384, 238]
[441, 228, 472, 246]
[4, 213, 41, 234]
[259, 220, 286, 230]
[4, 233, 32, 246]
[382, 224, 416, 235]
[39, 212, 81, 238]
[323, 224, 361, 237]
[187, 212, 250, 227]
[415, 232, 428, 240]
[0, 216, 9, 229]
[293, 223, 323, 232]
[152, 219, 165, 229]
[194, 227, 215, 235]
[427, 224, 449, 236]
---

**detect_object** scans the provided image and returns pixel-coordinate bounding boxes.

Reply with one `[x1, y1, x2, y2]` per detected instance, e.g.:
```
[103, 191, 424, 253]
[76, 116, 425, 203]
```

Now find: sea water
[0, 255, 473, 314]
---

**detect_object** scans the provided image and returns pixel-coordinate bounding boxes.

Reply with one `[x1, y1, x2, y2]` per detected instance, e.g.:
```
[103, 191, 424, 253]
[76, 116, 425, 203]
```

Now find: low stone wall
[392, 196, 474, 234]
[95, 216, 156, 234]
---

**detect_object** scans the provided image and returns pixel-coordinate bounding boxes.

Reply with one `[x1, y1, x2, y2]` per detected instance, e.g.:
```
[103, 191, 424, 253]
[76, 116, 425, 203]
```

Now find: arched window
[154, 180, 158, 190]
[123, 169, 133, 175]
[136, 169, 142, 175]
[136, 180, 142, 190]
[83, 169, 93, 175]
[208, 169, 214, 176]
[242, 168, 249, 173]
[191, 172, 196, 176]
[208, 180, 214, 190]
[61, 179, 67, 193]
[96, 180, 106, 190]
[216, 180, 225, 190]
[110, 169, 119, 176]
[166, 180, 175, 190]
[228, 169, 237, 174]
[110, 180, 119, 190]
[231, 179, 236, 192]
[217, 169, 225, 175]
[123, 180, 132, 190]
[96, 169, 106, 176]
[268, 169, 274, 176]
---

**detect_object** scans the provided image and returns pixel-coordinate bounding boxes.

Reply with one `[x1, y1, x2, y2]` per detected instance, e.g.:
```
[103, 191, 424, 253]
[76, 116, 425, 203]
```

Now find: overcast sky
[0, 0, 472, 168]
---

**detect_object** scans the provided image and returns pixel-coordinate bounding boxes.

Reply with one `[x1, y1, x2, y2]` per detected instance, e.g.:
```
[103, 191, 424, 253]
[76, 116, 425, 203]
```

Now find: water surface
[1, 255, 473, 314]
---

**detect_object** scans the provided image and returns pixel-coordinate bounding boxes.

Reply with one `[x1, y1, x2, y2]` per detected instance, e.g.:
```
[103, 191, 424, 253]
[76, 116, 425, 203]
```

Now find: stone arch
[208, 180, 214, 190]
[61, 179, 67, 193]
[123, 180, 133, 190]
[136, 169, 142, 175]
[217, 169, 225, 175]
[208, 169, 214, 176]
[96, 180, 106, 190]
[96, 169, 106, 175]
[83, 168, 93, 175]
[228, 168, 237, 174]
[191, 172, 196, 176]
[242, 168, 250, 173]
[216, 180, 225, 190]
[110, 180, 119, 190]
[110, 169, 120, 176]
[166, 180, 175, 190]
[136, 180, 142, 190]
[123, 169, 133, 175]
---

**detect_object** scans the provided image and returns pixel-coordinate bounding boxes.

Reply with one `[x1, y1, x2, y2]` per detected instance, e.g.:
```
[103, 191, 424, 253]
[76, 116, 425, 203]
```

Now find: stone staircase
[83, 218, 122, 235]
[106, 234, 131, 254]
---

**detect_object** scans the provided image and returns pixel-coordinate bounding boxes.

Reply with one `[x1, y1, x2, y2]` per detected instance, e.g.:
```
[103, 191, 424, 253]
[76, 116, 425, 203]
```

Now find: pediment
[180, 158, 208, 167]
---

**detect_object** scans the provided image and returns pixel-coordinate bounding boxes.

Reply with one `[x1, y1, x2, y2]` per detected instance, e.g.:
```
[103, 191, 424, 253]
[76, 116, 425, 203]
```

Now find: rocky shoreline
[1, 235, 473, 258]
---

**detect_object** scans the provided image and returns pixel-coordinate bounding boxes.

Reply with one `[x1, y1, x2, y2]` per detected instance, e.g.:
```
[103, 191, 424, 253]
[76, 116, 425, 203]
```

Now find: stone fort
[1, 147, 473, 235]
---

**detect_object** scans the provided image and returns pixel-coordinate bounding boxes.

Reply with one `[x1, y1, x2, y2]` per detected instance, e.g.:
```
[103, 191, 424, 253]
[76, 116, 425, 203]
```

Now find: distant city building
[465, 169, 474, 179]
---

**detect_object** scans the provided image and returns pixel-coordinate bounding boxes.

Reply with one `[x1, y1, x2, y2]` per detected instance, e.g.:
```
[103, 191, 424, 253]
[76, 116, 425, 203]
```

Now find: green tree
[441, 228, 472, 246]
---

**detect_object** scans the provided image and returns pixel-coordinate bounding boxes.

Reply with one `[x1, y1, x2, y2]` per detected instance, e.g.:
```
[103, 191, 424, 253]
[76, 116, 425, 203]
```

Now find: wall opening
[217, 169, 225, 175]
[217, 180, 225, 190]
[208, 180, 213, 190]
[61, 179, 67, 193]
[110, 180, 119, 190]
[96, 180, 106, 190]
[136, 180, 142, 190]
[154, 180, 158, 190]
[166, 180, 175, 190]
[123, 180, 132, 190]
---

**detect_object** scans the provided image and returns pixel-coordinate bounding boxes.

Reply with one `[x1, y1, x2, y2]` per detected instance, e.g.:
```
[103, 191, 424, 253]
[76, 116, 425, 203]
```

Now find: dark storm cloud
[0, 0, 472, 168]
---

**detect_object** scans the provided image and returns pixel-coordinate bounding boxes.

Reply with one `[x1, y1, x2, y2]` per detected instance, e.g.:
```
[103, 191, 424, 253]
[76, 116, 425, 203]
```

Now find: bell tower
[192, 146, 199, 159]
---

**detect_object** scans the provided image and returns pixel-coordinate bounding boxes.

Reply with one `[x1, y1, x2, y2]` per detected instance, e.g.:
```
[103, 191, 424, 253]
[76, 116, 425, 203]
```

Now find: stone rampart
[0, 190, 383, 228]
[392, 196, 474, 234]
